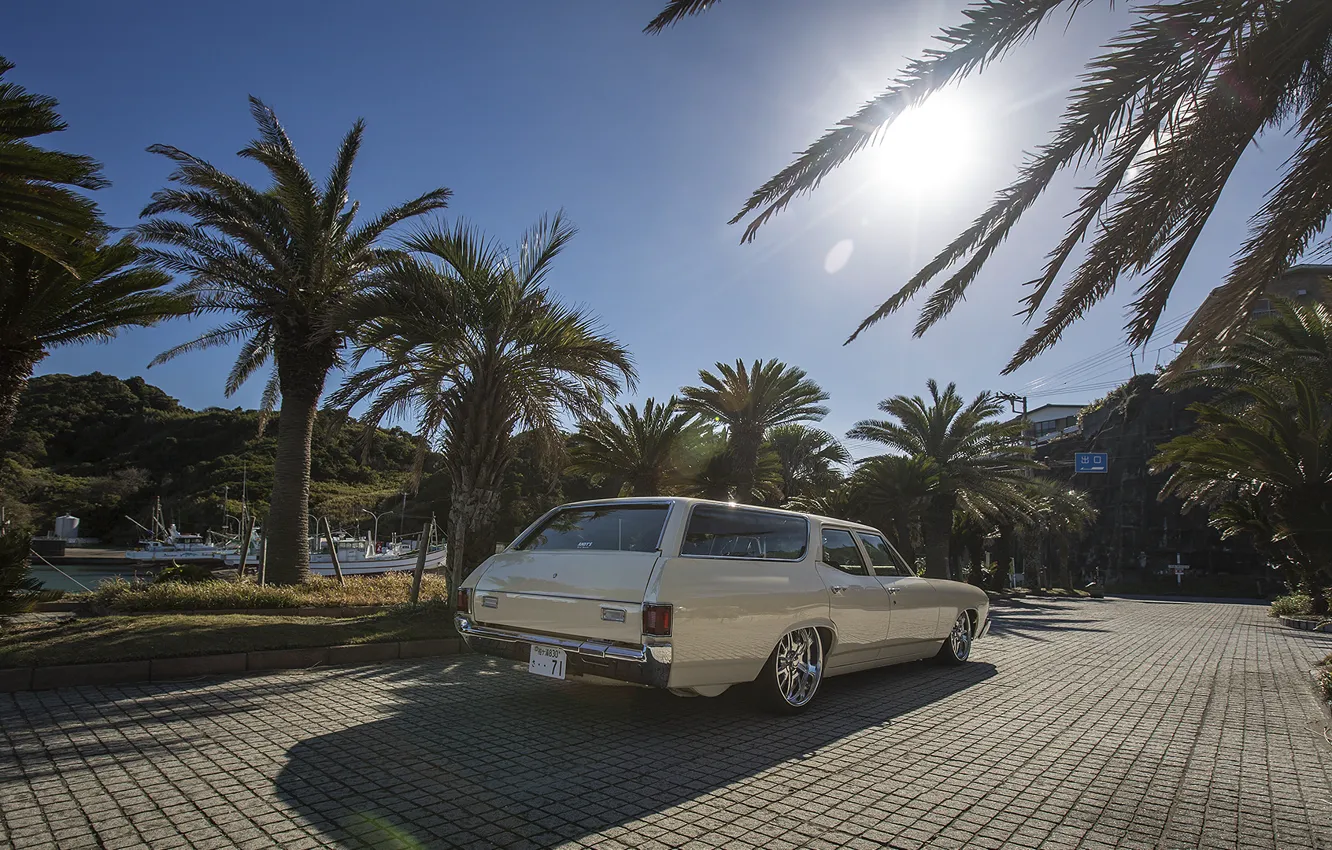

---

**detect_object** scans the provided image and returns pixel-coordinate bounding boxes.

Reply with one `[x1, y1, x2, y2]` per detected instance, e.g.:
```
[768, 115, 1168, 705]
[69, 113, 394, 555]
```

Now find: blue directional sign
[1075, 452, 1108, 473]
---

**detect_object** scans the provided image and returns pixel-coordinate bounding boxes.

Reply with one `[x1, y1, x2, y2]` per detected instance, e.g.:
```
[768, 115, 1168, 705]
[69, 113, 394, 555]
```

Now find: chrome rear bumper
[455, 616, 672, 688]
[977, 615, 992, 640]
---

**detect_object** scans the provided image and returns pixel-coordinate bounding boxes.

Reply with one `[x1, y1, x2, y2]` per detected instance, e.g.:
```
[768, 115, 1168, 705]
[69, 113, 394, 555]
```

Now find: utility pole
[996, 392, 1037, 589]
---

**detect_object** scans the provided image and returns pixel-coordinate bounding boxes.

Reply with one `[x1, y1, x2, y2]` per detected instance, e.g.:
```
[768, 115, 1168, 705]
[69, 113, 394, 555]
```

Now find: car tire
[754, 627, 824, 714]
[935, 612, 973, 665]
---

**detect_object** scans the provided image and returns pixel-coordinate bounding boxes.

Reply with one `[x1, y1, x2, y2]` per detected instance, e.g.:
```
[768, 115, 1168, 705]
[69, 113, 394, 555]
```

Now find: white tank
[54, 515, 80, 540]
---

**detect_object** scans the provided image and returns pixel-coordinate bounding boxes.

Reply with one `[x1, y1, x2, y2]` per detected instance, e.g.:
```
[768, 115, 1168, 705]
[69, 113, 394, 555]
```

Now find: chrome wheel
[949, 613, 972, 662]
[773, 627, 823, 708]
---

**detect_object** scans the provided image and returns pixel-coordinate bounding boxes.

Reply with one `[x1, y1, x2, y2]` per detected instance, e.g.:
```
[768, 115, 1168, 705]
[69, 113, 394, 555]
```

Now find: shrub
[0, 525, 42, 620]
[153, 562, 216, 584]
[90, 572, 449, 612]
[1270, 594, 1314, 619]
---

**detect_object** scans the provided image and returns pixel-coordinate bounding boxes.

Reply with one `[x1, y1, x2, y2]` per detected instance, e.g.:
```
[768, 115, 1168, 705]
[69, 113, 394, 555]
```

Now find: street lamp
[361, 509, 394, 548]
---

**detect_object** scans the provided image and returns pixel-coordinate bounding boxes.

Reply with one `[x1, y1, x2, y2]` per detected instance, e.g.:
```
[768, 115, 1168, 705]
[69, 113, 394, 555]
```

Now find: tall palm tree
[846, 454, 939, 571]
[768, 424, 849, 501]
[648, 3, 1332, 374]
[0, 235, 185, 443]
[680, 359, 828, 503]
[569, 397, 699, 496]
[0, 57, 106, 266]
[330, 213, 635, 592]
[137, 98, 451, 584]
[849, 380, 1034, 578]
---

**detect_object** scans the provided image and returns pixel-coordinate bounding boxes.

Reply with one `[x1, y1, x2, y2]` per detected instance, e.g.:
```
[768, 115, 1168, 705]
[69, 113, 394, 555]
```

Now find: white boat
[125, 525, 228, 562]
[224, 527, 447, 576]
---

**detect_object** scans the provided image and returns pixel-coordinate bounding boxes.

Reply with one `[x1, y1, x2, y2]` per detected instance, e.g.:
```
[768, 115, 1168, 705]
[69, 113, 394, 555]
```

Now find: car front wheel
[935, 612, 973, 664]
[755, 627, 824, 714]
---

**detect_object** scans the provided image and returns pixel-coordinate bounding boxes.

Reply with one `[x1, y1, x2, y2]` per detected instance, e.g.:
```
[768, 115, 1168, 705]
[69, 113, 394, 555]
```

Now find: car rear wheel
[935, 612, 973, 665]
[754, 627, 824, 714]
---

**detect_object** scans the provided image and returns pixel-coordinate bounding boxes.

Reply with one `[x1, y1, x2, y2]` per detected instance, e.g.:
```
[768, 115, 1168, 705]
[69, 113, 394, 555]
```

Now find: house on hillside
[1175, 264, 1332, 344]
[1017, 403, 1085, 444]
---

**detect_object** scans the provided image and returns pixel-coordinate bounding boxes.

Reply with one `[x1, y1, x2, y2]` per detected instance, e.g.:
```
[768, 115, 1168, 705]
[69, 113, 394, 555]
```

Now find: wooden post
[258, 531, 268, 586]
[237, 519, 255, 580]
[323, 517, 345, 585]
[409, 519, 432, 605]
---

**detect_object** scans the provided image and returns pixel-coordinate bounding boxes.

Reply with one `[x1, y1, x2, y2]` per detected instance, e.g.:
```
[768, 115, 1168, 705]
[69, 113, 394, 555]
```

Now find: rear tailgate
[471, 550, 660, 645]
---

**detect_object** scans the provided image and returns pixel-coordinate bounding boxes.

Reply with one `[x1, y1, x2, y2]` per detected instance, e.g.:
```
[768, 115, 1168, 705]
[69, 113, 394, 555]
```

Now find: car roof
[552, 496, 882, 533]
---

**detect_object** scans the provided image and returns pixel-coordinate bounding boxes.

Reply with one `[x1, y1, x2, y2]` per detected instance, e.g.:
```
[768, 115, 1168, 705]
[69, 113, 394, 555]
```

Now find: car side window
[856, 532, 902, 576]
[680, 505, 808, 560]
[821, 528, 869, 576]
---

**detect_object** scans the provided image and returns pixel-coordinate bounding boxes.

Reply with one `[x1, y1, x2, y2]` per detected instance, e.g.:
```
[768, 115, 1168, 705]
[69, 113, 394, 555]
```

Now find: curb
[0, 638, 464, 694]
[1281, 616, 1332, 633]
[113, 606, 395, 618]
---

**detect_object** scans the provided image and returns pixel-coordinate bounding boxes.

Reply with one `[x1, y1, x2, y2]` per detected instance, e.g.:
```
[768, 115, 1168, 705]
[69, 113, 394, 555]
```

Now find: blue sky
[8, 1, 1303, 457]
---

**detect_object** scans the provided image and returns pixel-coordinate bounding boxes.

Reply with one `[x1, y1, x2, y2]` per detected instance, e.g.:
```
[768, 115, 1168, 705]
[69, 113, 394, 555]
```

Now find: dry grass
[88, 572, 449, 612]
[0, 603, 456, 668]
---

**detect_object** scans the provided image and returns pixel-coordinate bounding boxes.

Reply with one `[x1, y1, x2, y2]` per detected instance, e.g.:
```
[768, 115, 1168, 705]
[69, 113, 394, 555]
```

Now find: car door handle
[885, 587, 900, 594]
[830, 585, 847, 595]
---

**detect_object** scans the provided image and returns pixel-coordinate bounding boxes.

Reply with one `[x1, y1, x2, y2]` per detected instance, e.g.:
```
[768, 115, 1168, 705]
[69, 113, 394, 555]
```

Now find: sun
[862, 91, 977, 196]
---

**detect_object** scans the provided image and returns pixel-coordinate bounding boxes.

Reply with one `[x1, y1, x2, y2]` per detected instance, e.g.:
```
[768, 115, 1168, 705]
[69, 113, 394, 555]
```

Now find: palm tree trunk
[921, 498, 953, 580]
[988, 525, 1014, 591]
[730, 428, 762, 503]
[0, 348, 42, 448]
[264, 351, 329, 585]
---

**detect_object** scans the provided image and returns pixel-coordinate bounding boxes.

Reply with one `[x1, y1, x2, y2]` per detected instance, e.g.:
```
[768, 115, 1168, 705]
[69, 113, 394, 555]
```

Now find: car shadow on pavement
[274, 657, 997, 849]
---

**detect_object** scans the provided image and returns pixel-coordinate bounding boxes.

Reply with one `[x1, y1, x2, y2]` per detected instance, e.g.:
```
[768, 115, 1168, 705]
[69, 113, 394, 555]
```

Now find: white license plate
[527, 644, 567, 680]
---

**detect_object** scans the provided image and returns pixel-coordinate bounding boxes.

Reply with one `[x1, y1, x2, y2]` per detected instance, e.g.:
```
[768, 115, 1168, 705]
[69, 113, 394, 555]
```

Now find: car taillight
[642, 603, 672, 636]
[457, 587, 471, 614]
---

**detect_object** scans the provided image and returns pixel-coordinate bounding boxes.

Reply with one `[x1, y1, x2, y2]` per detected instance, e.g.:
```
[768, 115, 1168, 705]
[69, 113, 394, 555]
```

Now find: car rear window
[680, 505, 808, 560]
[516, 504, 669, 553]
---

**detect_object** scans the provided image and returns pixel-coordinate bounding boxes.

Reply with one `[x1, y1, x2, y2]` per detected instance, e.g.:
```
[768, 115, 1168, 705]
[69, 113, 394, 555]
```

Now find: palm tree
[137, 98, 450, 584]
[648, 3, 1332, 373]
[1014, 480, 1097, 591]
[846, 454, 939, 571]
[569, 397, 699, 496]
[1156, 380, 1332, 614]
[0, 57, 106, 266]
[680, 359, 829, 503]
[330, 213, 635, 593]
[849, 380, 1034, 579]
[0, 235, 184, 443]
[768, 424, 849, 502]
[1155, 306, 1332, 614]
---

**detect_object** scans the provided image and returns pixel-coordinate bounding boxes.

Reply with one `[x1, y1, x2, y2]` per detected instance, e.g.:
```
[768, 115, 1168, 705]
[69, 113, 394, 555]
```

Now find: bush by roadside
[1318, 655, 1332, 706]
[86, 572, 449, 613]
[0, 525, 42, 621]
[1270, 594, 1314, 619]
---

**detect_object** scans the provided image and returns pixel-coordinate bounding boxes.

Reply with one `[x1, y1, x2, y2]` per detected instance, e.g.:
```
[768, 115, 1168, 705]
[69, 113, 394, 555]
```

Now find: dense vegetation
[0, 372, 439, 543]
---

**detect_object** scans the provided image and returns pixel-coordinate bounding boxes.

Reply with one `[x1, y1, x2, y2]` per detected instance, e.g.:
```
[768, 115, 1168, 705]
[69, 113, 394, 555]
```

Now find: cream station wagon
[456, 497, 990, 713]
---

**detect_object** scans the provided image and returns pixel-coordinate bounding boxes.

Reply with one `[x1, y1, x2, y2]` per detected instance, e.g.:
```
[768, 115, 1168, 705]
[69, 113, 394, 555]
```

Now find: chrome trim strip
[456, 617, 650, 663]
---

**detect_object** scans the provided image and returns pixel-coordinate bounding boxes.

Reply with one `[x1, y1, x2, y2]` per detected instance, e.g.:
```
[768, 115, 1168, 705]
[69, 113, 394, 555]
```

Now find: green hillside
[0, 373, 441, 543]
[0, 373, 614, 550]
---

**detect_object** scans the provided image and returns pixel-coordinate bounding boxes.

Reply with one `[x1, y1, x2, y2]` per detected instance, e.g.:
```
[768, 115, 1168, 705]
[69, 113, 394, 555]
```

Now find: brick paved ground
[2, 598, 1330, 849]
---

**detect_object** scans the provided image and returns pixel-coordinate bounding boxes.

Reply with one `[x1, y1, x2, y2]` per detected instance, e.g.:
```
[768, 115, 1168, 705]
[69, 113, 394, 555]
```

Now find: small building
[1020, 403, 1085, 444]
[1175, 264, 1332, 344]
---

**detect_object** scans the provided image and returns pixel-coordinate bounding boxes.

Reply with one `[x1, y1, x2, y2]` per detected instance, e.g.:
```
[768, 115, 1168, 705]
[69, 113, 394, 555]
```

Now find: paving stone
[1, 600, 1330, 848]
